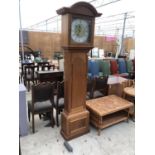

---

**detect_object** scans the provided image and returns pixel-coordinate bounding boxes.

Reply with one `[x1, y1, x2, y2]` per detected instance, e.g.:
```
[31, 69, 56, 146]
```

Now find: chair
[126, 59, 134, 79]
[110, 59, 130, 78]
[122, 79, 135, 103]
[88, 60, 100, 78]
[92, 76, 108, 98]
[37, 62, 50, 70]
[117, 59, 129, 78]
[28, 82, 55, 133]
[37, 61, 49, 66]
[54, 81, 64, 127]
[132, 59, 135, 71]
[110, 59, 119, 74]
[99, 60, 111, 76]
[122, 80, 135, 121]
[23, 65, 38, 91]
[21, 62, 34, 81]
[88, 60, 92, 78]
[126, 60, 133, 73]
[42, 64, 53, 71]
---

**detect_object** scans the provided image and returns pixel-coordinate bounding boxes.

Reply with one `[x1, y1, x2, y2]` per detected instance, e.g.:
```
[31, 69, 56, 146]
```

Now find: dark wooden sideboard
[37, 70, 63, 83]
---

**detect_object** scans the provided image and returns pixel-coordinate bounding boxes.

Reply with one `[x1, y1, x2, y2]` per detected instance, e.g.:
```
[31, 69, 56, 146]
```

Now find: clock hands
[75, 24, 85, 36]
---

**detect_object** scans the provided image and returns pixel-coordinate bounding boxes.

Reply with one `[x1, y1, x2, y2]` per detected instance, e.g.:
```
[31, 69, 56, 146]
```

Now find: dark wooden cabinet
[37, 70, 63, 83]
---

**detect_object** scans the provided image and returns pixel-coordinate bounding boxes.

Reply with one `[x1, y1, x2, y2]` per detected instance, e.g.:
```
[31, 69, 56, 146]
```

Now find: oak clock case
[56, 1, 102, 140]
[70, 17, 92, 44]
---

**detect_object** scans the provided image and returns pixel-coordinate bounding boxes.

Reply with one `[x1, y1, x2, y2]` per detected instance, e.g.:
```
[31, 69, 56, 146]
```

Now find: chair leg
[24, 79, 26, 87]
[32, 114, 35, 133]
[28, 81, 30, 92]
[21, 75, 23, 82]
[51, 109, 55, 128]
[39, 114, 42, 119]
[56, 110, 59, 127]
[35, 79, 38, 84]
[28, 109, 30, 122]
[19, 136, 21, 155]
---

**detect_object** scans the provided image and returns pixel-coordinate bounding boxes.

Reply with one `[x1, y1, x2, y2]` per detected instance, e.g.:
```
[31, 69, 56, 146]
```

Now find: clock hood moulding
[57, 1, 102, 17]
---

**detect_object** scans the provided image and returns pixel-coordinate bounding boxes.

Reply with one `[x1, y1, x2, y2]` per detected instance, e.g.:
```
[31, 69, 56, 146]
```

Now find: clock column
[57, 2, 101, 140]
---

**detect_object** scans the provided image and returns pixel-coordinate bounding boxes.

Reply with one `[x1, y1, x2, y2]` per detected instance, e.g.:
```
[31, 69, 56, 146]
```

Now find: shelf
[90, 110, 128, 129]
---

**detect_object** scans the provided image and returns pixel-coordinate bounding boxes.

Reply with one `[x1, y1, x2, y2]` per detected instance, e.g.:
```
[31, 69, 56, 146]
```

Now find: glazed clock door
[71, 18, 92, 44]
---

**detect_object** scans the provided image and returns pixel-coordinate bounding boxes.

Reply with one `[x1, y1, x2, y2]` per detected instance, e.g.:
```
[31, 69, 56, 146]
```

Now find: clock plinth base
[60, 110, 89, 140]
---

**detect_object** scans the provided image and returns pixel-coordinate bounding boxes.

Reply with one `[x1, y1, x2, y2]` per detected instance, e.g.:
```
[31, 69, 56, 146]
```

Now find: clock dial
[71, 18, 90, 43]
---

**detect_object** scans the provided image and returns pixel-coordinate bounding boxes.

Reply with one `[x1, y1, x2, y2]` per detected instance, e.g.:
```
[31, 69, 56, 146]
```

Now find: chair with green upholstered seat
[126, 60, 133, 73]
[126, 59, 135, 79]
[98, 60, 111, 76]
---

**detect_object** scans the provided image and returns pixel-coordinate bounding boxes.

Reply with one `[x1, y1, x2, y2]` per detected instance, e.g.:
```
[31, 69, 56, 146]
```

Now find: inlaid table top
[86, 95, 133, 116]
[123, 87, 135, 97]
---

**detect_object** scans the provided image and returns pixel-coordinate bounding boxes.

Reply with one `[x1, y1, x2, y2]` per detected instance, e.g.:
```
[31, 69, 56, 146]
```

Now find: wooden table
[107, 76, 128, 97]
[37, 70, 63, 83]
[86, 95, 133, 135]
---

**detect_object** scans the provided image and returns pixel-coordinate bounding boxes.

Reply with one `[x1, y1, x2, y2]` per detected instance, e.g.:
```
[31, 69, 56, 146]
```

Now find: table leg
[127, 109, 130, 123]
[131, 115, 135, 122]
[132, 102, 135, 122]
[98, 116, 102, 136]
[131, 105, 135, 122]
[123, 92, 126, 99]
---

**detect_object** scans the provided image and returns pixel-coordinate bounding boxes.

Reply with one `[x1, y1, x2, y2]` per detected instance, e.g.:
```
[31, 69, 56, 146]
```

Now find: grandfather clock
[57, 2, 101, 140]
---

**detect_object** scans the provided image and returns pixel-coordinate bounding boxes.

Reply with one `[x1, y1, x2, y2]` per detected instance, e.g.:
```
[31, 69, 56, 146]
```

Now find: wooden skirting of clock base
[60, 110, 90, 140]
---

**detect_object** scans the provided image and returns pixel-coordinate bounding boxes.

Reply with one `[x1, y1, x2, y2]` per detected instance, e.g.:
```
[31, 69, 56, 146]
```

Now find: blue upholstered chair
[88, 60, 99, 78]
[117, 59, 129, 78]
[118, 59, 127, 73]
[88, 60, 92, 78]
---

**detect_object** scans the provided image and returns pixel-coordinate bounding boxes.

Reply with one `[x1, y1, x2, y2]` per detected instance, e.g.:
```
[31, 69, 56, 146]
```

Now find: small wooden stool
[123, 86, 135, 121]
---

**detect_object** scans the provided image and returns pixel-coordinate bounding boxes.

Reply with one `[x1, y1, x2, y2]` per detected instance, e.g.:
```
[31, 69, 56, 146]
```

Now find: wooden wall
[27, 31, 135, 60]
[94, 36, 117, 53]
[28, 31, 61, 60]
[124, 37, 135, 52]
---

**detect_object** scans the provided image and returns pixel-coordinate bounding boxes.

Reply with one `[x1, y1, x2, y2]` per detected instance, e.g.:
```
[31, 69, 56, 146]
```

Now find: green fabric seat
[98, 60, 111, 76]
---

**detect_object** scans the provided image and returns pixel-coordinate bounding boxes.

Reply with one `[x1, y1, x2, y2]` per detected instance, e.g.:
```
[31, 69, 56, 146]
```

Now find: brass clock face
[71, 18, 91, 43]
